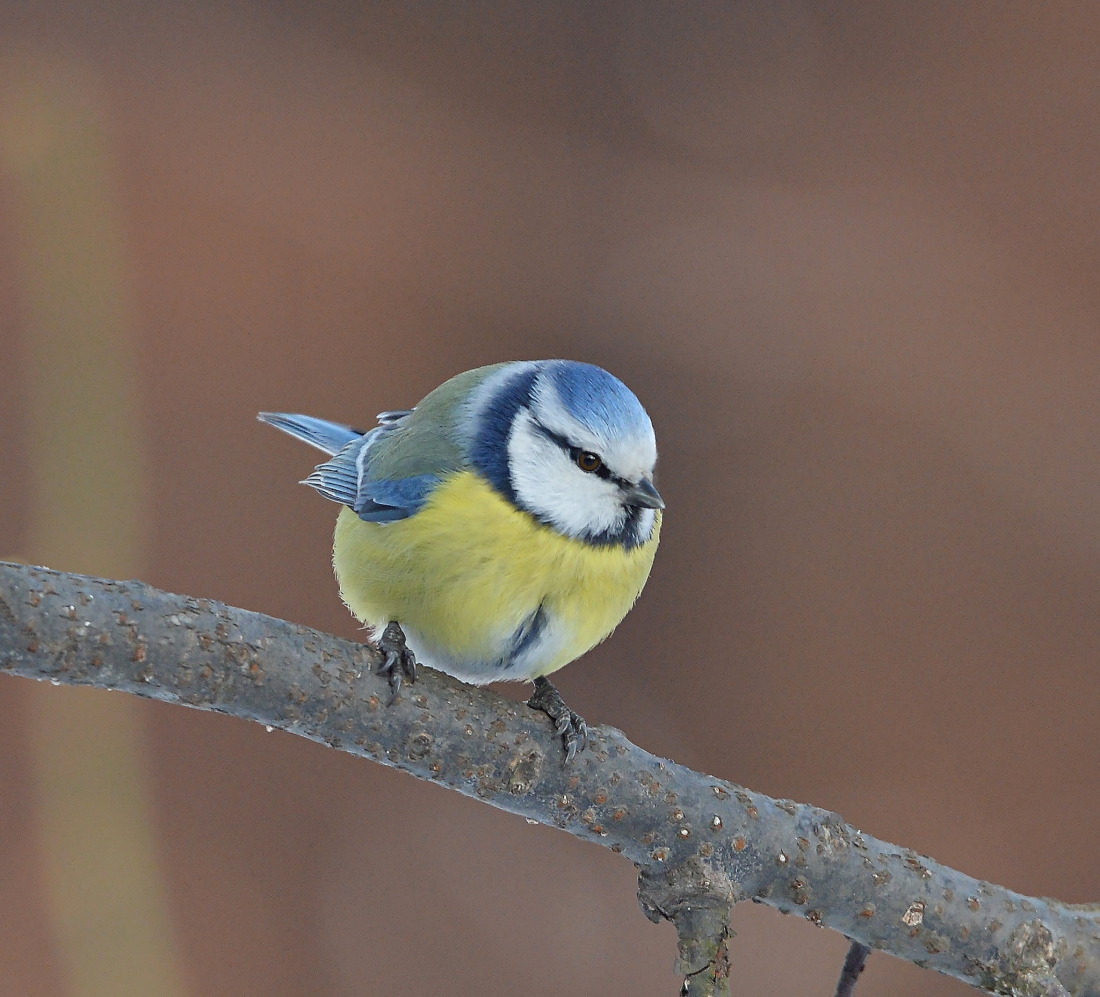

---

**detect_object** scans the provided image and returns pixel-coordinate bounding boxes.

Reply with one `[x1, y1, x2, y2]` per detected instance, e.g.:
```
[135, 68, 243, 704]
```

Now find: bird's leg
[376, 621, 417, 703]
[527, 676, 588, 764]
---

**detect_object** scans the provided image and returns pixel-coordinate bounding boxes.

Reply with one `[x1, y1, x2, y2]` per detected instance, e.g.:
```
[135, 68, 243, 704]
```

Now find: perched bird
[259, 360, 663, 761]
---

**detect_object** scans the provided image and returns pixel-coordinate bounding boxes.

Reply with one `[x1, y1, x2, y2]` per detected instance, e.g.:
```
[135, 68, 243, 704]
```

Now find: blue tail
[258, 412, 364, 456]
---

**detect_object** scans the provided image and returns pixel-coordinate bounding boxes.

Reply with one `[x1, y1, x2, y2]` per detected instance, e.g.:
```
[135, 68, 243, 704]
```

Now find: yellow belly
[332, 469, 661, 683]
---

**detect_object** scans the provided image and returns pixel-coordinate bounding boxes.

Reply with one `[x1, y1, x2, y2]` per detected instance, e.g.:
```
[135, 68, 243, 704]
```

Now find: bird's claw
[377, 621, 417, 704]
[528, 676, 587, 764]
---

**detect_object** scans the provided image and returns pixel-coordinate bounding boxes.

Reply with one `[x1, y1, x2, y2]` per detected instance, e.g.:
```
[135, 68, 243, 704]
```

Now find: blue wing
[302, 437, 439, 522]
[261, 409, 438, 522]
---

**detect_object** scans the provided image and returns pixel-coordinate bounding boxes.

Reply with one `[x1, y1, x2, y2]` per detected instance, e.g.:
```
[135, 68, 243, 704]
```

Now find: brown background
[2, 3, 1100, 995]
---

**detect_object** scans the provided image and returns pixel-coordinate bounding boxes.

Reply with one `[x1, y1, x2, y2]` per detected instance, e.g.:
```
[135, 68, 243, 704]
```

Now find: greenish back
[364, 363, 510, 481]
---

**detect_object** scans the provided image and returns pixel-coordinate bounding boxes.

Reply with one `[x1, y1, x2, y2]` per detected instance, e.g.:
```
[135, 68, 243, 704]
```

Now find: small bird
[259, 360, 663, 761]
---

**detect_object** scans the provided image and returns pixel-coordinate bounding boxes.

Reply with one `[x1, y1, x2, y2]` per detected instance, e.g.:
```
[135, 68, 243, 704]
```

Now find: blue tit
[259, 360, 663, 760]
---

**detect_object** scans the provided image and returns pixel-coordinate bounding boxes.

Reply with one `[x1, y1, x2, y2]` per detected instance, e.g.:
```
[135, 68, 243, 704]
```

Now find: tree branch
[834, 940, 872, 997]
[1, 562, 1096, 997]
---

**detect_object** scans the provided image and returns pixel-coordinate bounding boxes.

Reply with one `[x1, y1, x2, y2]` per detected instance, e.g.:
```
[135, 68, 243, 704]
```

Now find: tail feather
[258, 412, 363, 456]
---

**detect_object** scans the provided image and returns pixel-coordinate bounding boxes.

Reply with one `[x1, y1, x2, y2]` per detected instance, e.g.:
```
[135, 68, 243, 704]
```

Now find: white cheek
[508, 413, 625, 539]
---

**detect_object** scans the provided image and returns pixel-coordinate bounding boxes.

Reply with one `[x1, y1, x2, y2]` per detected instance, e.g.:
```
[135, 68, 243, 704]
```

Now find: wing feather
[261, 364, 511, 522]
[296, 426, 441, 522]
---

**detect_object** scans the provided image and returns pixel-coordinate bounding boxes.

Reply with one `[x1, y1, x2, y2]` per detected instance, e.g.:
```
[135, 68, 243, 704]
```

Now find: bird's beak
[621, 478, 665, 510]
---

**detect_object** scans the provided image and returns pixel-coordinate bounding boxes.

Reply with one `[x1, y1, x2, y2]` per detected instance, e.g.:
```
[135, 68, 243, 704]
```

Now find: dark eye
[576, 451, 602, 473]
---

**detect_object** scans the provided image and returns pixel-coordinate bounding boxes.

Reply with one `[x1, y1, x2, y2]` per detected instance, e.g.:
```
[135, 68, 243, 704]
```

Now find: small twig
[675, 904, 731, 997]
[834, 939, 872, 997]
[639, 864, 734, 997]
[2, 562, 1099, 997]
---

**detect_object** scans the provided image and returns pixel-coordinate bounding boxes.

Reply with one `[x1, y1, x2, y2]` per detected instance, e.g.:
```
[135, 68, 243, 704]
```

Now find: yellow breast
[332, 469, 661, 683]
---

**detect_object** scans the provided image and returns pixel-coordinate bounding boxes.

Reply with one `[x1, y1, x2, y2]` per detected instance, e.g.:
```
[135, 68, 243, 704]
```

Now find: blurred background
[2, 2, 1099, 995]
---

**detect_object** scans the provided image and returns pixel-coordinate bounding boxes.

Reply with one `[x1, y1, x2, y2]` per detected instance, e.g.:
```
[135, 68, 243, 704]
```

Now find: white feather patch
[507, 408, 627, 539]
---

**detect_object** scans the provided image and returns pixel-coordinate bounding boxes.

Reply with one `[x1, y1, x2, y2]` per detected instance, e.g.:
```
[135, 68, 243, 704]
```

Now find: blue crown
[545, 361, 652, 441]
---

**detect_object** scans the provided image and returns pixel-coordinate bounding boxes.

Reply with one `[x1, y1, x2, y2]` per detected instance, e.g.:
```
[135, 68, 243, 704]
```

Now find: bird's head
[469, 361, 662, 548]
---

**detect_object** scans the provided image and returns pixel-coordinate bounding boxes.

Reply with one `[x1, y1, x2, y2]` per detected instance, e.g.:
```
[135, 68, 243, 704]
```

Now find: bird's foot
[376, 621, 417, 703]
[527, 676, 587, 764]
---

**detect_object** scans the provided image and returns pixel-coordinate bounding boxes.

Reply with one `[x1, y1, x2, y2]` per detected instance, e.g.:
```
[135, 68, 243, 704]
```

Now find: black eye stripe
[531, 420, 625, 485]
[529, 419, 572, 453]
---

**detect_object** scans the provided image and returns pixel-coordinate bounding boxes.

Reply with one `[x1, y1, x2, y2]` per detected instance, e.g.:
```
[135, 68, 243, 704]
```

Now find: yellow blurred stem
[1, 53, 188, 997]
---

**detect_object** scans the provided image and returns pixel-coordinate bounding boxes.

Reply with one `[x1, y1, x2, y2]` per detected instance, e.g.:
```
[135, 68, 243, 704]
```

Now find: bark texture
[0, 562, 1095, 997]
